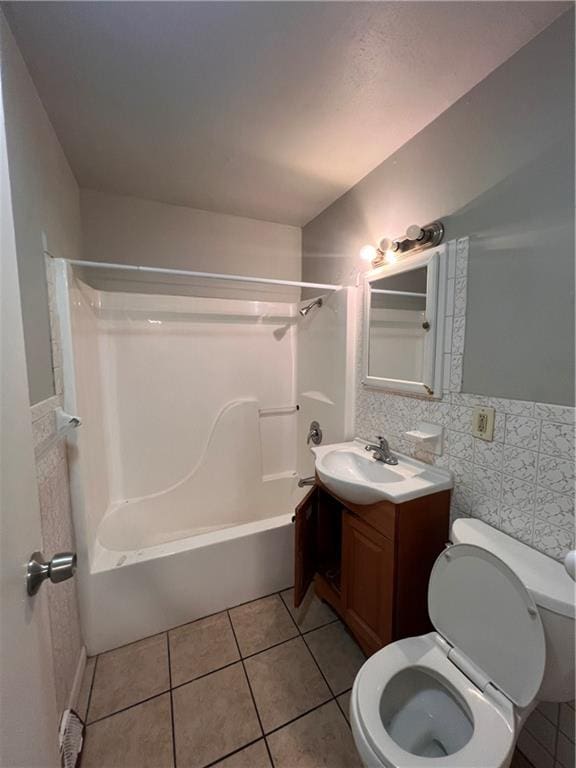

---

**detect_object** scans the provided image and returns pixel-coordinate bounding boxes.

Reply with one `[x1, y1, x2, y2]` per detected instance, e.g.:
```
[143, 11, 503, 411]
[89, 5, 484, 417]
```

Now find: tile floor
[77, 588, 363, 768]
[77, 586, 536, 768]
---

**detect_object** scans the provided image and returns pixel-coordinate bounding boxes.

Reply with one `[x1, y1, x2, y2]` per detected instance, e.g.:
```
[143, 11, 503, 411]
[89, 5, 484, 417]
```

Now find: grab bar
[35, 409, 81, 459]
[258, 405, 299, 416]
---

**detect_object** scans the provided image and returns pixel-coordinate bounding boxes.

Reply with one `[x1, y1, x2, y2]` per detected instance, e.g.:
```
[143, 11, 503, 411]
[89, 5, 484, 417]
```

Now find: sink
[311, 439, 453, 505]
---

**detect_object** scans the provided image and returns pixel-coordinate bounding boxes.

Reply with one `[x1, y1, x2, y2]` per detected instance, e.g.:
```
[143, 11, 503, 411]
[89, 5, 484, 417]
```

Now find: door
[342, 512, 394, 656]
[0, 61, 60, 767]
[293, 486, 317, 607]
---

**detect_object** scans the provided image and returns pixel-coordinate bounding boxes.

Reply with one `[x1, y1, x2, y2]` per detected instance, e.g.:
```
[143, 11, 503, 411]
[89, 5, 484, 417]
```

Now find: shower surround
[53, 261, 313, 653]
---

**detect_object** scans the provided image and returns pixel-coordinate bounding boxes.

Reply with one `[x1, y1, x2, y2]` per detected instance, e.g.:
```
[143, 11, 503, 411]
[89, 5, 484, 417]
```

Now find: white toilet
[351, 518, 575, 768]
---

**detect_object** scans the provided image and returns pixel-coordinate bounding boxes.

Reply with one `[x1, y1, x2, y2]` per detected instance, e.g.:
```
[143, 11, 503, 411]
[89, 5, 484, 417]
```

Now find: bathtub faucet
[298, 476, 315, 487]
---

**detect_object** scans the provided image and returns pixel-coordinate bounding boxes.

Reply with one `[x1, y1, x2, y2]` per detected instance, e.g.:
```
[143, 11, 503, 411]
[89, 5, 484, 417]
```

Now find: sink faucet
[365, 436, 398, 465]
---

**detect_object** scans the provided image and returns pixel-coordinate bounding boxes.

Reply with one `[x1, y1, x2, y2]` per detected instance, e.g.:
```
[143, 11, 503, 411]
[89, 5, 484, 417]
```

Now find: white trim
[58, 257, 343, 292]
[362, 246, 447, 397]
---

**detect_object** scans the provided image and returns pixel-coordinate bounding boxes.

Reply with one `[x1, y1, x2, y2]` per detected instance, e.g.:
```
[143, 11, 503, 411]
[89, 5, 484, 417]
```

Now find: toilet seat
[352, 633, 516, 768]
[351, 544, 548, 768]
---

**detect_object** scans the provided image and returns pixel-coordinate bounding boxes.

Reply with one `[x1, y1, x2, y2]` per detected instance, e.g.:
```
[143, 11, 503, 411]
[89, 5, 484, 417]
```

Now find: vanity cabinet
[294, 480, 450, 656]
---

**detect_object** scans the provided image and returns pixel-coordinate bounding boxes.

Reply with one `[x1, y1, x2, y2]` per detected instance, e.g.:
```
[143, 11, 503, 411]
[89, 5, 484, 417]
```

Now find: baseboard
[66, 646, 87, 715]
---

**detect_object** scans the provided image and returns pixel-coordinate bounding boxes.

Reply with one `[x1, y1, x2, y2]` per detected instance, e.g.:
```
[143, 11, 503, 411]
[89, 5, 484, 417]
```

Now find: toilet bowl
[351, 519, 575, 768]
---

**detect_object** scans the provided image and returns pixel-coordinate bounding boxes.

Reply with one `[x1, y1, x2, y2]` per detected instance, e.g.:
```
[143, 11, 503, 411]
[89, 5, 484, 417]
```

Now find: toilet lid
[429, 543, 546, 707]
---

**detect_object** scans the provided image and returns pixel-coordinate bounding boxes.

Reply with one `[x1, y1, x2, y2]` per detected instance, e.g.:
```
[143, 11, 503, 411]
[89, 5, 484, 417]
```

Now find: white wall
[1, 12, 81, 404]
[80, 189, 302, 301]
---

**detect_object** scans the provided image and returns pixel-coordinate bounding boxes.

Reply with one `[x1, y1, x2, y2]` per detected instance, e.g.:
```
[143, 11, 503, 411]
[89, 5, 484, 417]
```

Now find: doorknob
[27, 551, 77, 596]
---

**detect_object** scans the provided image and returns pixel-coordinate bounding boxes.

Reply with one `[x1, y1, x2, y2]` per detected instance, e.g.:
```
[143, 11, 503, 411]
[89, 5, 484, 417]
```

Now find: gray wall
[303, 11, 575, 406]
[1, 13, 82, 404]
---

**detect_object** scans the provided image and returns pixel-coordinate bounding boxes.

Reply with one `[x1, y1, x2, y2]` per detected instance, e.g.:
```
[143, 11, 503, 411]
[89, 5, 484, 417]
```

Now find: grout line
[168, 618, 340, 693]
[201, 737, 268, 768]
[165, 633, 178, 768]
[83, 654, 99, 726]
[300, 631, 342, 699]
[263, 698, 337, 738]
[86, 689, 172, 726]
[226, 610, 276, 768]
[170, 659, 242, 692]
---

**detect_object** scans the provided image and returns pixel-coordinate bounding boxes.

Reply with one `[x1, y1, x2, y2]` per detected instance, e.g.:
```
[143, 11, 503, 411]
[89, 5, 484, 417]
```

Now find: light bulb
[359, 244, 377, 262]
[384, 250, 398, 264]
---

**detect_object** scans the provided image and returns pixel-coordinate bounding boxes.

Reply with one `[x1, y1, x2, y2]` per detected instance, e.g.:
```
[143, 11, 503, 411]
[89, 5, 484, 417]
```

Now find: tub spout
[298, 476, 315, 487]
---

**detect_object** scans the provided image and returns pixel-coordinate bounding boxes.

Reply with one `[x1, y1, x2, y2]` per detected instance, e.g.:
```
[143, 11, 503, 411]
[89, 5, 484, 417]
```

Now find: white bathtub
[81, 475, 305, 655]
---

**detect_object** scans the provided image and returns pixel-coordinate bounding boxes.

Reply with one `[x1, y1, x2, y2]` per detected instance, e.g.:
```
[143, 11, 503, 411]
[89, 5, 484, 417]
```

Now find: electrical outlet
[471, 406, 495, 441]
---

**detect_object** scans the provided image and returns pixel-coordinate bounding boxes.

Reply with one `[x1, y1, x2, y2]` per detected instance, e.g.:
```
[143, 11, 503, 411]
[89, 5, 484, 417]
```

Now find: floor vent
[59, 709, 84, 768]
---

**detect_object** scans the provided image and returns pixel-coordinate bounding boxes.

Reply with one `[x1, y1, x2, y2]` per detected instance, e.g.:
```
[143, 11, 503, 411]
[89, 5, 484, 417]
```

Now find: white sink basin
[312, 439, 453, 505]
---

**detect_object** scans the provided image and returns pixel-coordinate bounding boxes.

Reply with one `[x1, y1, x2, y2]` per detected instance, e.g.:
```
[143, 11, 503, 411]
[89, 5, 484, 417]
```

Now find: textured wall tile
[500, 506, 534, 545]
[446, 430, 473, 461]
[535, 487, 574, 529]
[474, 440, 504, 471]
[502, 446, 538, 483]
[533, 521, 575, 560]
[452, 316, 466, 355]
[534, 403, 575, 425]
[449, 458, 473, 487]
[472, 466, 502, 500]
[537, 455, 575, 495]
[450, 354, 463, 393]
[451, 393, 488, 407]
[540, 421, 575, 461]
[489, 398, 535, 417]
[450, 405, 473, 433]
[455, 238, 469, 276]
[501, 475, 536, 510]
[493, 411, 506, 443]
[504, 416, 541, 451]
[471, 496, 500, 526]
[429, 401, 451, 427]
[454, 278, 467, 316]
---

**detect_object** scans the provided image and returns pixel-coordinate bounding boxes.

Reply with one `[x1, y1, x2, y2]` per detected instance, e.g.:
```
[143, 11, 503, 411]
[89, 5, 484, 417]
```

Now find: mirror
[362, 249, 446, 396]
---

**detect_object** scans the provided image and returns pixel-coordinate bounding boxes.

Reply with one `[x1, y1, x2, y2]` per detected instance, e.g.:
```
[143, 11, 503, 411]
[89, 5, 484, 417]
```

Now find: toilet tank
[451, 519, 575, 703]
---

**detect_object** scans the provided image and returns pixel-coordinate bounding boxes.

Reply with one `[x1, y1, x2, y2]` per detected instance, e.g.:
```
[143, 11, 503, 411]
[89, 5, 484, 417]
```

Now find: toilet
[350, 518, 575, 768]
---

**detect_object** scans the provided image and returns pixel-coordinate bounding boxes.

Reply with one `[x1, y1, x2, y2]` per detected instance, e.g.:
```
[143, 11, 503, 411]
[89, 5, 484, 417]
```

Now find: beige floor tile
[229, 595, 298, 656]
[214, 740, 271, 768]
[304, 622, 365, 695]
[169, 612, 239, 686]
[82, 694, 173, 768]
[245, 637, 331, 733]
[280, 588, 337, 633]
[77, 656, 96, 722]
[173, 662, 261, 768]
[267, 700, 362, 768]
[336, 690, 352, 723]
[88, 633, 170, 722]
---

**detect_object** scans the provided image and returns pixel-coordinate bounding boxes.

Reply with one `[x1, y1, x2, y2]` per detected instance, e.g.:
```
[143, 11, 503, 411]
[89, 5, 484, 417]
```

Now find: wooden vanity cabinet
[294, 480, 450, 657]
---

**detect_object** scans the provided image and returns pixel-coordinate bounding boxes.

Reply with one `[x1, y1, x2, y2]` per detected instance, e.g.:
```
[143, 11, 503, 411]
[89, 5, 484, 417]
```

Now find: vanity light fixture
[360, 221, 444, 267]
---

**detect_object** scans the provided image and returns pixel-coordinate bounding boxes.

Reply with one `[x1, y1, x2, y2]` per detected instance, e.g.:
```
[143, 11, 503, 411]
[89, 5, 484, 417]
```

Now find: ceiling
[4, 2, 568, 226]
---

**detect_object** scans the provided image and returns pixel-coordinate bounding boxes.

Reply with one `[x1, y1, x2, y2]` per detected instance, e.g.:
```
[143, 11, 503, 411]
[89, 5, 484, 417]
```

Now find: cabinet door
[342, 512, 394, 655]
[293, 486, 318, 607]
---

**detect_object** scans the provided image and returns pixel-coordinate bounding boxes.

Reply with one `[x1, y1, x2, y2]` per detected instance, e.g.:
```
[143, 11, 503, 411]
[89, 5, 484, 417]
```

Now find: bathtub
[81, 475, 306, 654]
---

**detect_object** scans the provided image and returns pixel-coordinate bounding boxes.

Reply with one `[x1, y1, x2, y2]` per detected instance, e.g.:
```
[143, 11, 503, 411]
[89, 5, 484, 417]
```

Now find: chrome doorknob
[27, 551, 77, 596]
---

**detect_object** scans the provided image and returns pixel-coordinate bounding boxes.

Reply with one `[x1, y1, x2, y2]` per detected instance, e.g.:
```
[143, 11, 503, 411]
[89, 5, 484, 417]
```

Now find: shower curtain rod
[62, 258, 343, 292]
